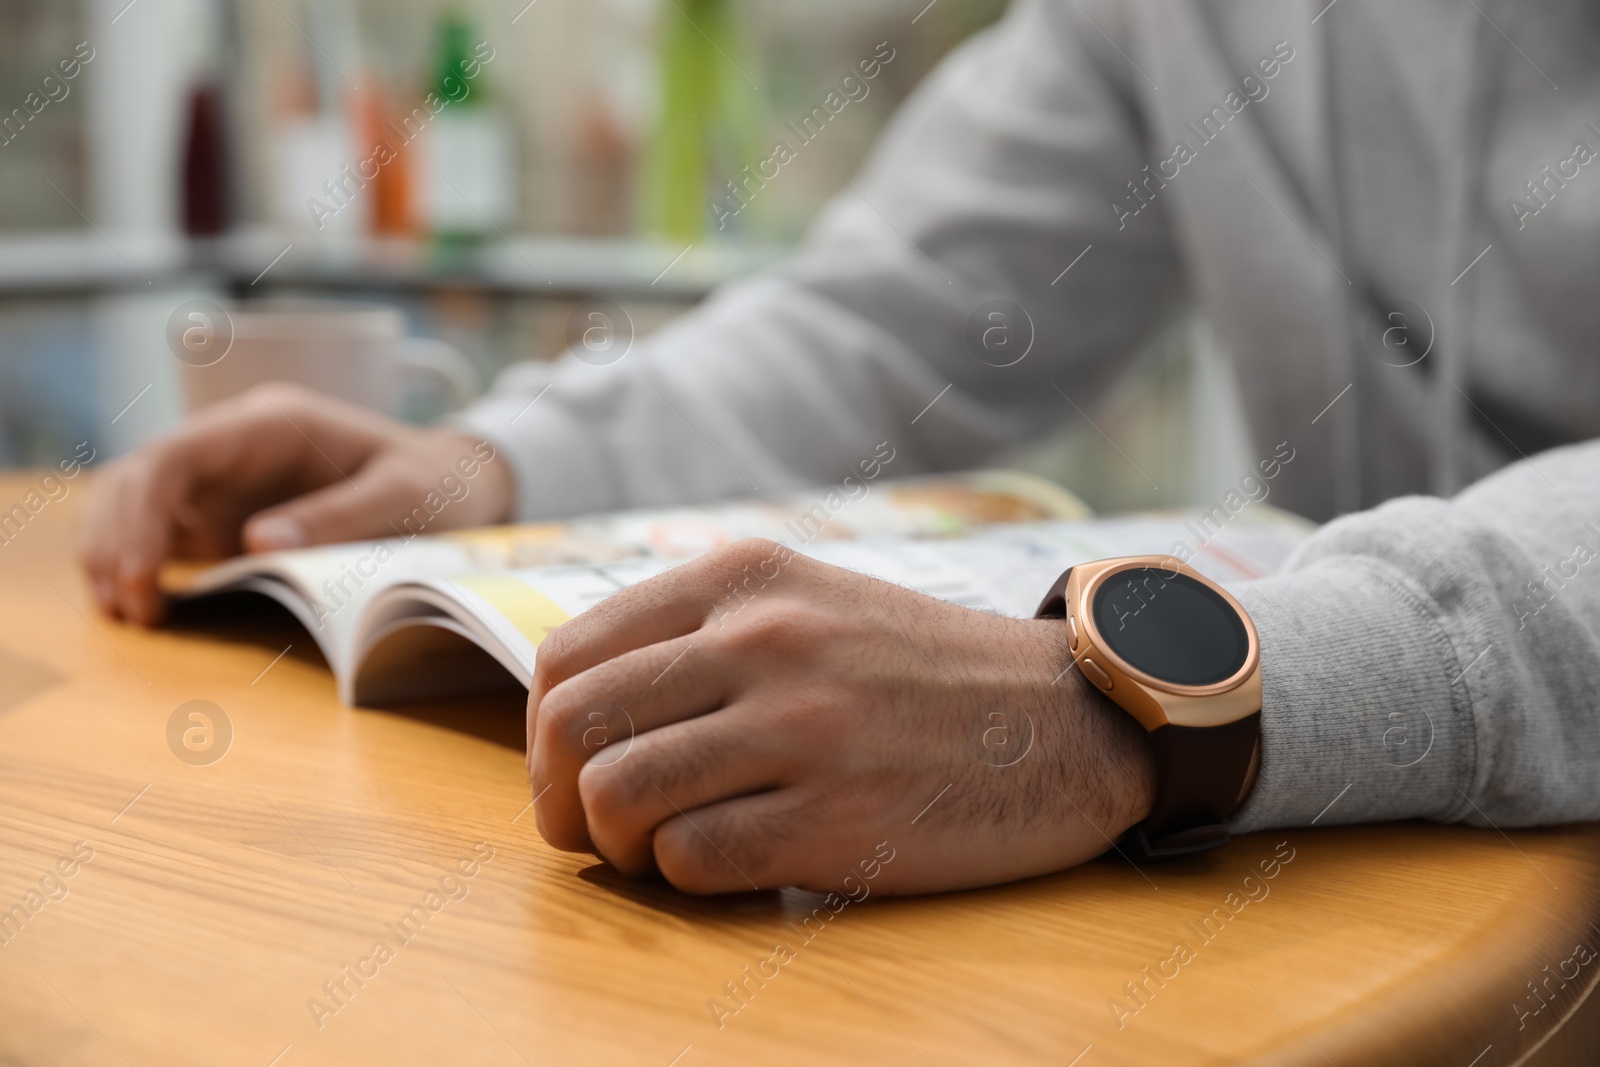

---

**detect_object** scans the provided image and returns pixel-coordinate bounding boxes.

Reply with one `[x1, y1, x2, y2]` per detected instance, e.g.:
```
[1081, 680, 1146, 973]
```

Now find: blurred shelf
[0, 229, 788, 302]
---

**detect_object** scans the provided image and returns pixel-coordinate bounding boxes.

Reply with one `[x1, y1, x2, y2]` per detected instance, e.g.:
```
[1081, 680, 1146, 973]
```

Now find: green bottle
[640, 0, 762, 242]
[426, 10, 515, 248]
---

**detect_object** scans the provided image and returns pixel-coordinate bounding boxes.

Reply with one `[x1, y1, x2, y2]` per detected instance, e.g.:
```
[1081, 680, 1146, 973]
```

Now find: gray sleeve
[457, 0, 1187, 520]
[1230, 439, 1600, 832]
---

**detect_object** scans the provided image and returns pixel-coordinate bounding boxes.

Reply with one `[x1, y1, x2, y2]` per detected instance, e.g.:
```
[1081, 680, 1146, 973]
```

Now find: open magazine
[161, 471, 1313, 706]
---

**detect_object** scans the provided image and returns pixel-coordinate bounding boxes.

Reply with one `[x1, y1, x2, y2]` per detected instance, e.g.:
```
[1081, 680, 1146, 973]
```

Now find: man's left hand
[527, 539, 1154, 895]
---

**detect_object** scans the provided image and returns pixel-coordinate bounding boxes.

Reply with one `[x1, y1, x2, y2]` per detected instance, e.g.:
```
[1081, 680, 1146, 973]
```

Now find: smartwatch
[1035, 556, 1261, 861]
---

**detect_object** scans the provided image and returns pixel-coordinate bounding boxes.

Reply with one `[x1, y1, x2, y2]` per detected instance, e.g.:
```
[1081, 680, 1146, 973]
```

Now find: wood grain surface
[0, 472, 1597, 1066]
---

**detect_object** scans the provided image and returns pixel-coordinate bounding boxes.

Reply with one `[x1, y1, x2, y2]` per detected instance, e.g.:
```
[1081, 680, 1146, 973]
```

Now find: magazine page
[435, 469, 1088, 569]
[163, 469, 1087, 675]
[348, 560, 670, 705]
[347, 507, 1313, 705]
[162, 537, 493, 673]
[803, 508, 1312, 618]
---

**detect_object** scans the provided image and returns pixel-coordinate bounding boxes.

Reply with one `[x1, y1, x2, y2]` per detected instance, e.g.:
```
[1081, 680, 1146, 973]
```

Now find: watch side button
[1066, 613, 1079, 653]
[1080, 657, 1114, 692]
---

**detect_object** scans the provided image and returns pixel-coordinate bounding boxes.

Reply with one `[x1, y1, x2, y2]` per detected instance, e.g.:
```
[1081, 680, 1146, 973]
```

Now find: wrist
[1034, 559, 1262, 859]
[1071, 653, 1159, 837]
[1035, 619, 1156, 840]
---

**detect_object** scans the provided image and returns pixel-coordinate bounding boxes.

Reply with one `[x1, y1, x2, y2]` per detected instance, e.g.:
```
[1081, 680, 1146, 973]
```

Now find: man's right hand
[81, 383, 514, 626]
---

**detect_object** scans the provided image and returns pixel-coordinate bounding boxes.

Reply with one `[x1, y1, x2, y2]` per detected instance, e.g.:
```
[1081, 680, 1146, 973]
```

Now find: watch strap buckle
[1120, 821, 1232, 863]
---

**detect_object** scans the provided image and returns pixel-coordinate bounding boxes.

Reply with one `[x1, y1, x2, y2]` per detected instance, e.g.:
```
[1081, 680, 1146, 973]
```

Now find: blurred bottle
[271, 0, 364, 237]
[179, 0, 238, 238]
[365, 85, 417, 237]
[419, 12, 515, 245]
[180, 79, 232, 237]
[572, 94, 635, 235]
[640, 0, 760, 242]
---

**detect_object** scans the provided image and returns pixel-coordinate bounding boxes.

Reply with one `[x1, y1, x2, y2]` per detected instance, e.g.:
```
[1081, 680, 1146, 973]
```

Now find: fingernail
[248, 515, 305, 551]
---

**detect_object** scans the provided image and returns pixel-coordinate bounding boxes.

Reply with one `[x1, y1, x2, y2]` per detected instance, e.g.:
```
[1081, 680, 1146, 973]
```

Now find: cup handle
[393, 338, 478, 412]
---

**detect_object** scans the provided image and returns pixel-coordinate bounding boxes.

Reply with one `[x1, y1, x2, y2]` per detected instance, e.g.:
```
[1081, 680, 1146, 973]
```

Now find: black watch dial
[1091, 567, 1248, 687]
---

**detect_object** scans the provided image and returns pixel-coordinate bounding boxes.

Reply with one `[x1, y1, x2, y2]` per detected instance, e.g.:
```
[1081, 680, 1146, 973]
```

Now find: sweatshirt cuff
[451, 362, 622, 522]
[1225, 558, 1477, 834]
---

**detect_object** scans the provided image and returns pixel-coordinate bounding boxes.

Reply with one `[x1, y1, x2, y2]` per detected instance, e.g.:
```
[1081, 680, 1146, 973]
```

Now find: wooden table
[2, 473, 1598, 1066]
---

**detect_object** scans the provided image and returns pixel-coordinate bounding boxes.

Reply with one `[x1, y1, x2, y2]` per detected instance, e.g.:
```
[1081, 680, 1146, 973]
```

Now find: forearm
[456, 0, 1187, 521]
[454, 278, 1014, 521]
[1229, 439, 1600, 832]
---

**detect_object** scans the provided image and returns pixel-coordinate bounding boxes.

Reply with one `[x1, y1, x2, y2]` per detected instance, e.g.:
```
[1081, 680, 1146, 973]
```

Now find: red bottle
[181, 81, 231, 237]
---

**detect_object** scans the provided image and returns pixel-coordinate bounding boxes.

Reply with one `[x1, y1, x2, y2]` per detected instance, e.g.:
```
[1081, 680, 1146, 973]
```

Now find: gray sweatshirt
[459, 0, 1600, 832]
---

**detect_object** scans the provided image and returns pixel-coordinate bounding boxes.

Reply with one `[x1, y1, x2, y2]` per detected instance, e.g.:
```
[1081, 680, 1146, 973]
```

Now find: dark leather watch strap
[1125, 714, 1259, 860]
[1036, 566, 1259, 862]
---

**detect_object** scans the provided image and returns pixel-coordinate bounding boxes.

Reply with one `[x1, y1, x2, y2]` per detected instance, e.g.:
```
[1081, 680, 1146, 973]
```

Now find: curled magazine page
[349, 507, 1312, 704]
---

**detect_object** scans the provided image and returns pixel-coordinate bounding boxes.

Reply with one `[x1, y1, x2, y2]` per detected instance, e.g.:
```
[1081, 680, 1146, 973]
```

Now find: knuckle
[534, 804, 592, 855]
[657, 803, 794, 894]
[534, 683, 587, 745]
[537, 685, 630, 761]
[651, 832, 706, 892]
[718, 600, 823, 656]
[655, 820, 756, 894]
[250, 380, 312, 409]
[636, 730, 721, 799]
[576, 760, 637, 827]
[723, 536, 782, 562]
[736, 608, 798, 650]
[705, 537, 793, 580]
[534, 627, 580, 683]
[245, 381, 322, 426]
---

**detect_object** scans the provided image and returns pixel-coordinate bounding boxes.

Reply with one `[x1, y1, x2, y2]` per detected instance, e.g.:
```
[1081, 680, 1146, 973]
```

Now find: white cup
[177, 301, 478, 417]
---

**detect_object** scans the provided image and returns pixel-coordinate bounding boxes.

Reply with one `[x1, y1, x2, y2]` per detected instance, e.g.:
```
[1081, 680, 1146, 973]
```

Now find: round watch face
[1091, 567, 1249, 687]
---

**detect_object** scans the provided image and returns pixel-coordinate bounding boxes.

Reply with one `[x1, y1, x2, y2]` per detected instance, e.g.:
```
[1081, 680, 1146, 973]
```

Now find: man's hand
[528, 539, 1155, 896]
[81, 383, 514, 625]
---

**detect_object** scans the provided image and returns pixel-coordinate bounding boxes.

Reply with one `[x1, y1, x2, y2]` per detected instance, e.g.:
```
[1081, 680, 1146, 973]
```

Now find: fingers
[80, 460, 120, 614]
[79, 383, 508, 628]
[103, 447, 185, 626]
[241, 453, 437, 551]
[532, 538, 800, 695]
[80, 384, 392, 623]
[531, 632, 734, 853]
[652, 787, 858, 895]
[578, 702, 798, 877]
[526, 543, 816, 861]
[81, 458, 146, 618]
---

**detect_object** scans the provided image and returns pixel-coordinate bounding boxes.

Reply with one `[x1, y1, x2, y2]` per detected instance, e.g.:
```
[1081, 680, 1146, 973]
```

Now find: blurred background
[0, 0, 1251, 514]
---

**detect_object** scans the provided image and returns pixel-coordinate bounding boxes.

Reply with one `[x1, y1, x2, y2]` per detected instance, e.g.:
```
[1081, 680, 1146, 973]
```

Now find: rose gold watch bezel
[1066, 555, 1262, 731]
